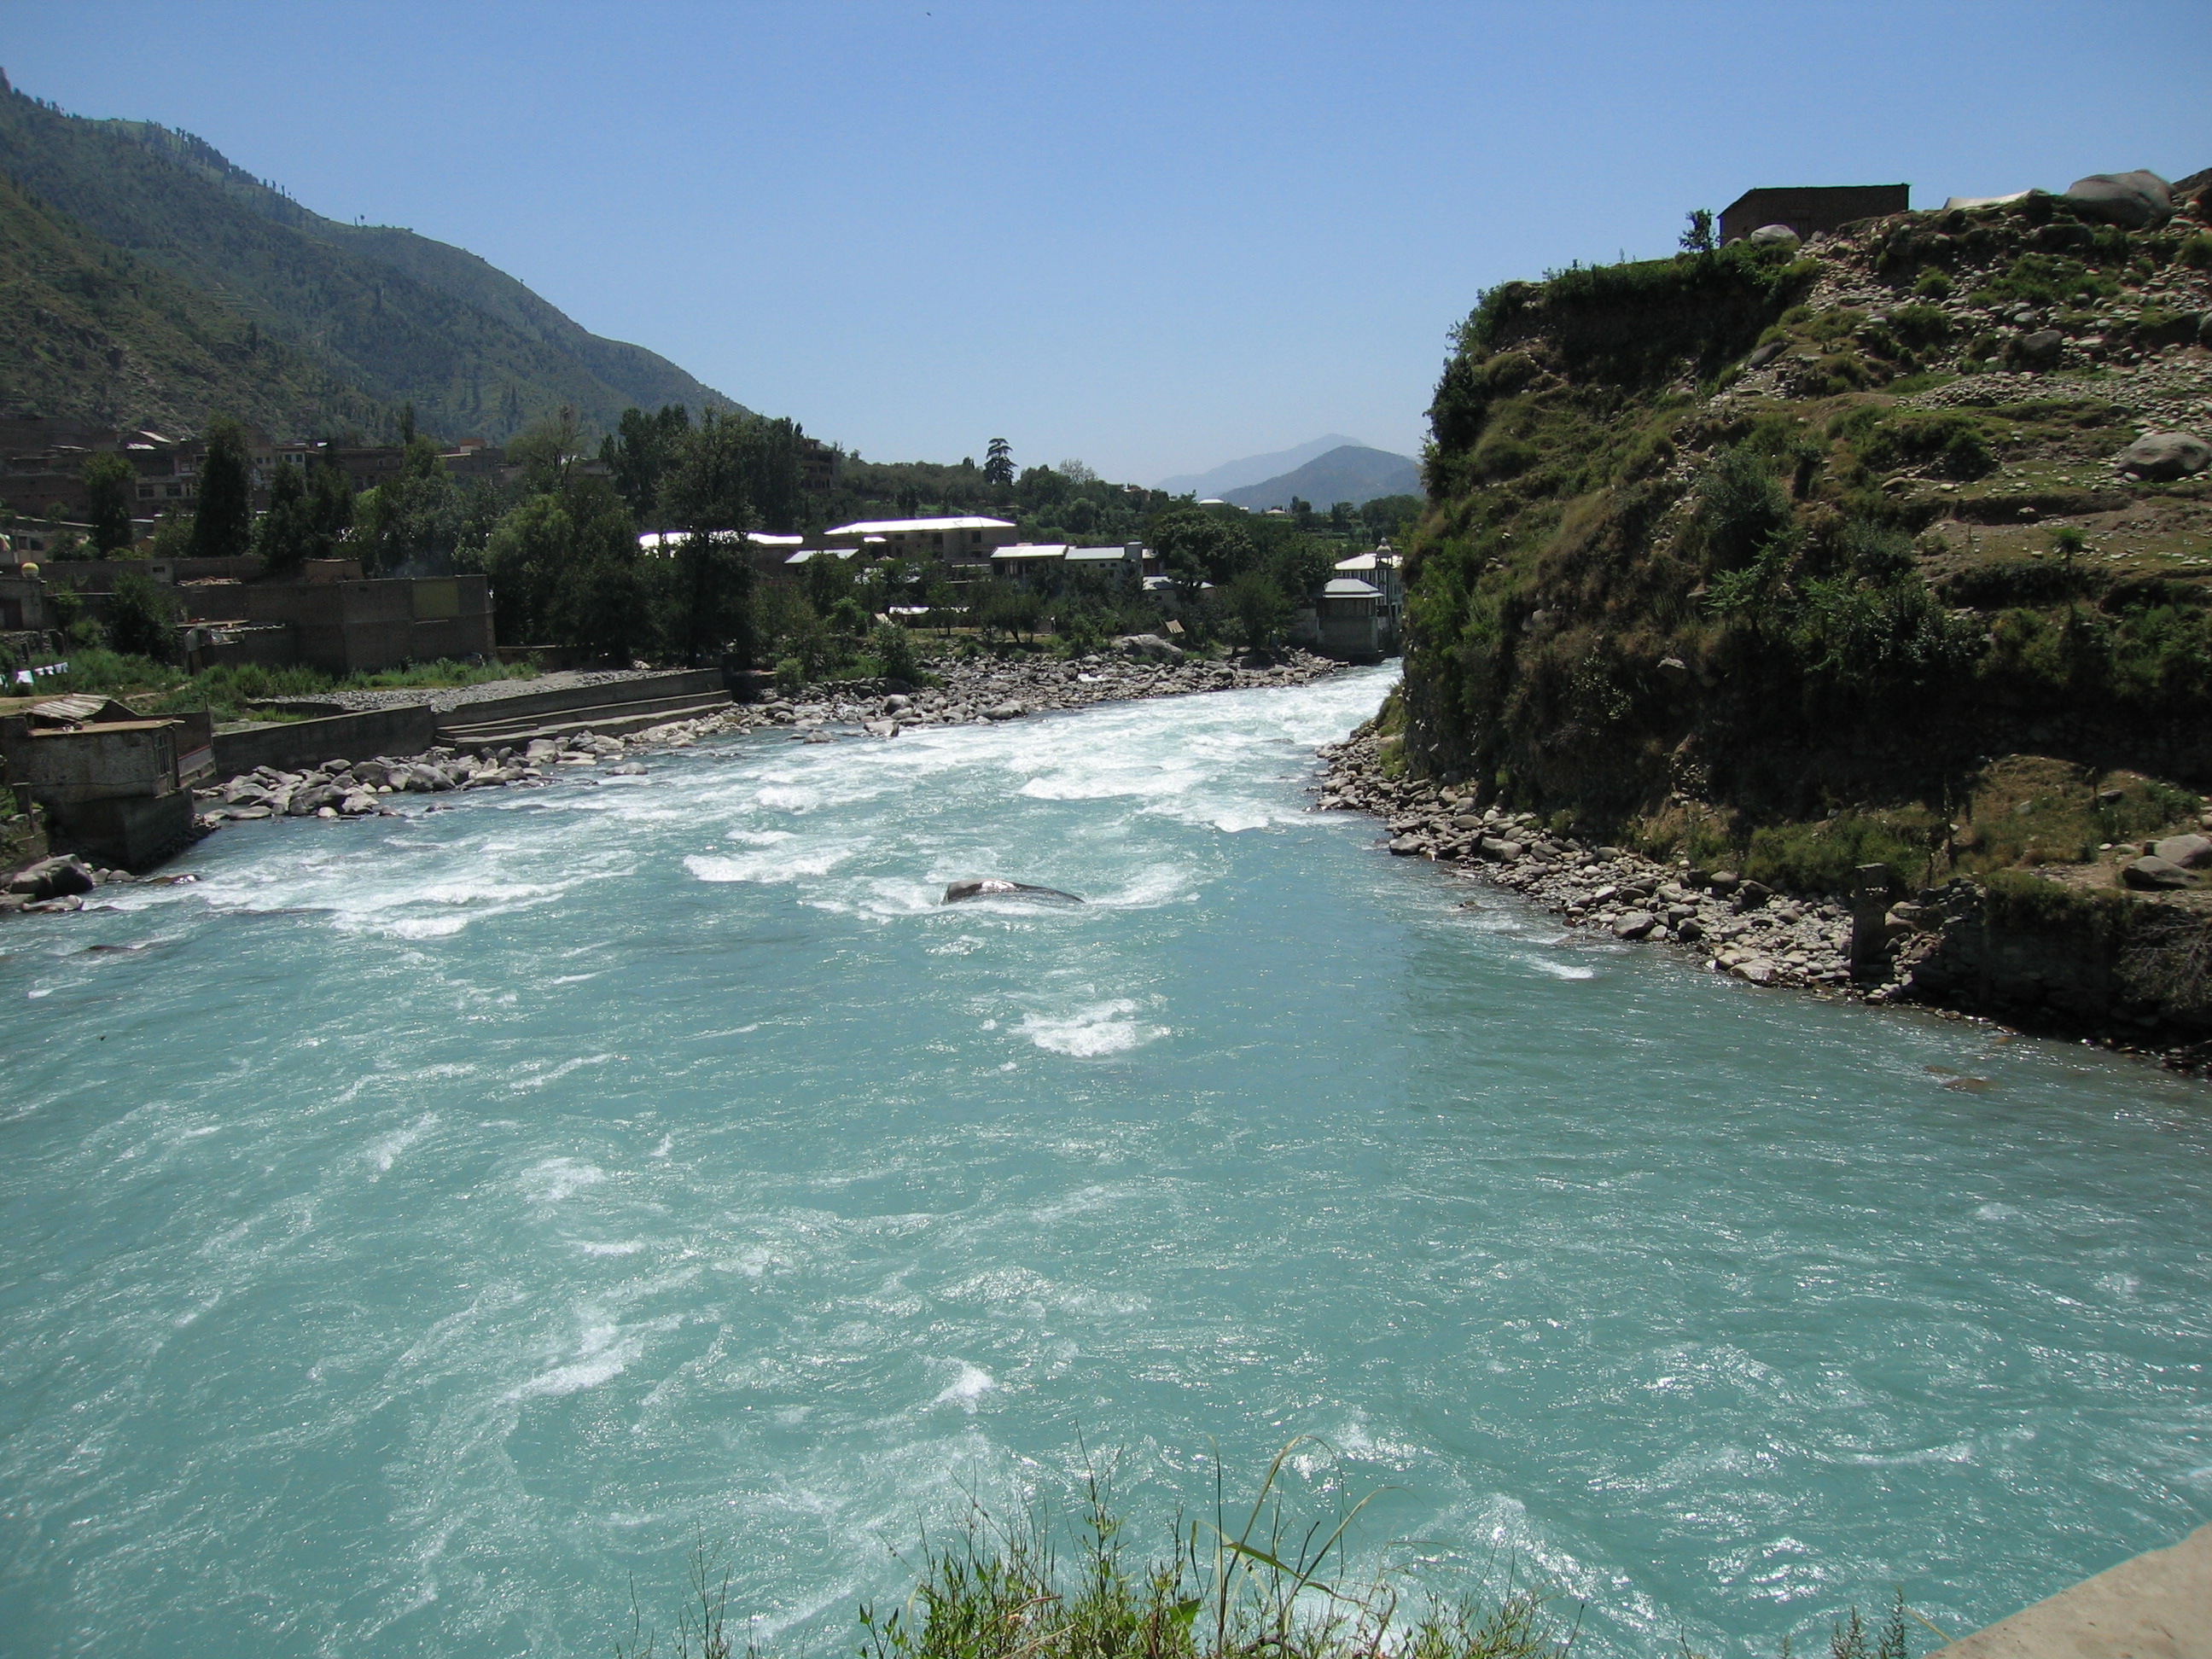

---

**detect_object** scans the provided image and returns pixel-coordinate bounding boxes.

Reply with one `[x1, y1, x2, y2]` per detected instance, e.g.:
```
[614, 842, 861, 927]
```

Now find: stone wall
[212, 705, 439, 779]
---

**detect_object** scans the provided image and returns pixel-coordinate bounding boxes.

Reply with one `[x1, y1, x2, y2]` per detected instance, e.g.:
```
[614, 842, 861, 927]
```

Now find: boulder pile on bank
[186, 649, 1349, 831]
[199, 730, 639, 822]
[1316, 725, 1857, 989]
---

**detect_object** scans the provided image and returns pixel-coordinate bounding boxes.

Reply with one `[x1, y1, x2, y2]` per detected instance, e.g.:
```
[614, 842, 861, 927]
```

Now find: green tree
[658, 410, 762, 665]
[983, 437, 1013, 487]
[507, 406, 586, 493]
[1150, 506, 1254, 597]
[253, 463, 317, 575]
[483, 474, 643, 658]
[602, 404, 692, 525]
[1224, 570, 1289, 653]
[107, 569, 180, 662]
[82, 451, 137, 553]
[353, 436, 464, 574]
[189, 416, 253, 558]
[1680, 208, 1716, 254]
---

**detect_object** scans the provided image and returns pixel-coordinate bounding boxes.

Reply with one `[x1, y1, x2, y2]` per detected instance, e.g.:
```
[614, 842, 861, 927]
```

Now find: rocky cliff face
[1406, 183, 2212, 834]
[1396, 178, 2212, 1053]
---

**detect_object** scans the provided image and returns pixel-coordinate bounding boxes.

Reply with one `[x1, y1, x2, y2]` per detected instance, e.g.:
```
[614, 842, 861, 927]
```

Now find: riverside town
[2, 21, 2209, 1659]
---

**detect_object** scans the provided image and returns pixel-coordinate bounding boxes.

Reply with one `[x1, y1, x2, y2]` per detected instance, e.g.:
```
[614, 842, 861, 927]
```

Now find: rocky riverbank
[1316, 718, 2212, 1074]
[0, 642, 1354, 899]
[1315, 722, 1863, 990]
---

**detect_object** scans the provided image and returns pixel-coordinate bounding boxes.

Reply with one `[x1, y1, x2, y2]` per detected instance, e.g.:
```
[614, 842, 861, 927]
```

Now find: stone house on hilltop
[1719, 183, 1910, 245]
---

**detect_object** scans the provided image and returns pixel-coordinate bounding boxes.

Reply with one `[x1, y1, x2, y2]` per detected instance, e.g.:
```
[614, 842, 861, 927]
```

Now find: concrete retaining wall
[429, 669, 724, 736]
[212, 705, 439, 778]
[1930, 1520, 2212, 1657]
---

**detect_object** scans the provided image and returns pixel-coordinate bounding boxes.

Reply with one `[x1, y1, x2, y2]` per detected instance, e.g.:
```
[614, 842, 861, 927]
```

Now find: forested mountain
[1157, 435, 1360, 498]
[0, 170, 387, 435]
[0, 70, 739, 440]
[1220, 443, 1420, 509]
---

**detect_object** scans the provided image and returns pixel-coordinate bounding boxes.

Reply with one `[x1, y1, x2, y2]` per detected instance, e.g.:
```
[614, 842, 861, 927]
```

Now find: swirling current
[2, 666, 2207, 1656]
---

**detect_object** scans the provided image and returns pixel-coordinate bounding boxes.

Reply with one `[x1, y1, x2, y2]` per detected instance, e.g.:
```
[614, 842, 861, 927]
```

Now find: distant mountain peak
[1157, 435, 1364, 498]
[1220, 445, 1420, 511]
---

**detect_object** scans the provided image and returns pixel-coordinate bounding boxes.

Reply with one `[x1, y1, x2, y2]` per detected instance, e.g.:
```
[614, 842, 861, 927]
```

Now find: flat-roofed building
[821, 515, 1018, 563]
[990, 543, 1069, 582]
[1065, 543, 1150, 585]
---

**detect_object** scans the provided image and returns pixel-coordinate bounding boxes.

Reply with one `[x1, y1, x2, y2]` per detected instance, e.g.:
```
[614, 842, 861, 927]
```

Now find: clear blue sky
[6, 2, 2205, 484]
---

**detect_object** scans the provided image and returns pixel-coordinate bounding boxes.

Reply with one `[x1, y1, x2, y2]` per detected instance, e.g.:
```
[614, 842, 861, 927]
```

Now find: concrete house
[0, 694, 213, 867]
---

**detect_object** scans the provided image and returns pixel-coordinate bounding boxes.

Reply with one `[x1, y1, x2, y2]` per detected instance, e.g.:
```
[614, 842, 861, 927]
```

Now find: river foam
[2, 665, 2208, 1659]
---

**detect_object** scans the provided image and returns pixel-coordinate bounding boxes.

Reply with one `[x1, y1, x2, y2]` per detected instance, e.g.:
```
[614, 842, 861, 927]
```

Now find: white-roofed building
[1315, 563, 1400, 662]
[821, 515, 1018, 563]
[989, 543, 1069, 582]
[637, 529, 811, 581]
[1332, 540, 1403, 608]
[1065, 543, 1151, 585]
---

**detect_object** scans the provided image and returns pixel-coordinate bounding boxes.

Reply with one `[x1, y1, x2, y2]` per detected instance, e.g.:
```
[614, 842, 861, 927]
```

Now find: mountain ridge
[1220, 443, 1420, 510]
[1157, 434, 1361, 498]
[0, 71, 741, 440]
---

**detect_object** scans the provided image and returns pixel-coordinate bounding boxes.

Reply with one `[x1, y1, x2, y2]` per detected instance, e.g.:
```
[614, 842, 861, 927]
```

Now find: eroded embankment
[1318, 713, 2212, 1075]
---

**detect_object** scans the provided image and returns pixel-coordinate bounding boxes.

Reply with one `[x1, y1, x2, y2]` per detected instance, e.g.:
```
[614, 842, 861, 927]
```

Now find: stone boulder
[2063, 171, 2173, 229]
[7, 855, 95, 900]
[943, 878, 1084, 905]
[2152, 833, 2212, 870]
[1113, 633, 1185, 663]
[2122, 854, 2192, 890]
[287, 783, 345, 816]
[1748, 224, 1801, 247]
[1612, 910, 1657, 940]
[2011, 329, 2065, 370]
[2116, 431, 2210, 482]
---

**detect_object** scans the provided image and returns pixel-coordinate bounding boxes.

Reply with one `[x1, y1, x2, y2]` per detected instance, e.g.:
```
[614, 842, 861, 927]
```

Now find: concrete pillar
[1850, 863, 1896, 982]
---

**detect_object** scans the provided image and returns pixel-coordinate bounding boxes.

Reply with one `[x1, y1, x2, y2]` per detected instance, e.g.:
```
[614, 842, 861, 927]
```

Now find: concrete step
[439, 687, 731, 739]
[441, 695, 735, 749]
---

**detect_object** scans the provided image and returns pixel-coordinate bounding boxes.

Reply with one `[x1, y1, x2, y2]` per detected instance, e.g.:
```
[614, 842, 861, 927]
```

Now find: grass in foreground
[618, 1445, 1571, 1659]
[616, 1445, 1947, 1659]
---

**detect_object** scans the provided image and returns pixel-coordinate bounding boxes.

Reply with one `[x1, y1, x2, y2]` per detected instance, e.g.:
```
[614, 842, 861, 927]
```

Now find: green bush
[105, 570, 182, 663]
[2180, 233, 2212, 271]
[1977, 253, 2119, 308]
[1856, 411, 1994, 480]
[1913, 269, 1953, 300]
[1743, 809, 1942, 894]
[1695, 445, 1792, 568]
[869, 620, 918, 684]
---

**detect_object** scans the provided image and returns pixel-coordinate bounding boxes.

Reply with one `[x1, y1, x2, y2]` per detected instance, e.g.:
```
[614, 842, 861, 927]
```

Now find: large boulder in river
[2117, 431, 2210, 481]
[943, 878, 1085, 905]
[2063, 171, 2173, 228]
[7, 855, 95, 899]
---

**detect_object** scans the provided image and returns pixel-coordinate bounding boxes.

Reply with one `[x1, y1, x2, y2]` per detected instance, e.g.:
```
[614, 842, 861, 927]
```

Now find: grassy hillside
[0, 171, 387, 436]
[0, 73, 739, 440]
[1402, 192, 2212, 885]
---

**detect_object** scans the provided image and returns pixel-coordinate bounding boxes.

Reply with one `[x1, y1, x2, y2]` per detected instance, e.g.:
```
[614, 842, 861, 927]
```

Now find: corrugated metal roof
[824, 516, 1015, 535]
[1322, 579, 1381, 598]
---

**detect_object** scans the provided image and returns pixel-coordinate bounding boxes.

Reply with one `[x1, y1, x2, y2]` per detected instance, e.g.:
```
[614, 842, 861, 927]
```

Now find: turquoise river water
[3, 666, 2209, 1658]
